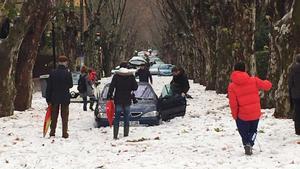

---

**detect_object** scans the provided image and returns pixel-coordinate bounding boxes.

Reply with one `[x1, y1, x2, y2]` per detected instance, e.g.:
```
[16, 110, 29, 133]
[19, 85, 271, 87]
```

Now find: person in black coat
[170, 66, 190, 96]
[46, 55, 73, 138]
[107, 61, 138, 139]
[288, 53, 300, 135]
[135, 64, 152, 84]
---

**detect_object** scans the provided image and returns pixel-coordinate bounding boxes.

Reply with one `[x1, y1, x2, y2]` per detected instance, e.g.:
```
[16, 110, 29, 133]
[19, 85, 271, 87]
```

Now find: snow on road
[0, 76, 299, 169]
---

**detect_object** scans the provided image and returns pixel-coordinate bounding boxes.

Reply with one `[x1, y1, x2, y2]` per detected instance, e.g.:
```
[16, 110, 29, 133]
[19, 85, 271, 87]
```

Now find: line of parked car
[111, 51, 175, 76]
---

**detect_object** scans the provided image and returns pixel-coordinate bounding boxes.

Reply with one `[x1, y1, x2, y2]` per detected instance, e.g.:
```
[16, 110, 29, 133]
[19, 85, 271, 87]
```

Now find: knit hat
[234, 62, 246, 72]
[120, 61, 128, 68]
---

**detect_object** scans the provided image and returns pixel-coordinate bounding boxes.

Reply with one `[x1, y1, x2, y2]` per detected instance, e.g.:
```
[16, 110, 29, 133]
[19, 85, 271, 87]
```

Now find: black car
[94, 82, 161, 127]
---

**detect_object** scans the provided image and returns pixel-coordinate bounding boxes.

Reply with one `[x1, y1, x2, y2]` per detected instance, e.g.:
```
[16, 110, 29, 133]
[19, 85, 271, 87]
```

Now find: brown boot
[62, 133, 69, 139]
[124, 126, 129, 137]
[49, 130, 55, 137]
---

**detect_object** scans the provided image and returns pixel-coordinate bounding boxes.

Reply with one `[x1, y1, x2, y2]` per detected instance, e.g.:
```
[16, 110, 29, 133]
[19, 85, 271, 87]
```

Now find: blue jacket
[46, 65, 73, 104]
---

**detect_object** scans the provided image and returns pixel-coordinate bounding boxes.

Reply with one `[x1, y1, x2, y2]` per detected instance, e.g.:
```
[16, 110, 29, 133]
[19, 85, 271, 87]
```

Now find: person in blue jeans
[107, 61, 138, 139]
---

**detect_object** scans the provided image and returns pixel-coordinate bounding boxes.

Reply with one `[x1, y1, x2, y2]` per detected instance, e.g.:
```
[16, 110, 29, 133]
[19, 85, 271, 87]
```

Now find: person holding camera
[107, 61, 138, 139]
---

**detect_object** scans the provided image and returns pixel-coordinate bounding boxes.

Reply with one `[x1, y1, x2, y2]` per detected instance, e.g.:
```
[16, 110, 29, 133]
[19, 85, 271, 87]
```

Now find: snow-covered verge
[0, 76, 299, 169]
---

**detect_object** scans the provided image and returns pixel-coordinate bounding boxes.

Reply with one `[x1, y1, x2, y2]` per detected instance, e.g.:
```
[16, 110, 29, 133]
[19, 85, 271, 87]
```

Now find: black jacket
[289, 63, 300, 99]
[136, 68, 152, 83]
[170, 73, 190, 95]
[46, 65, 73, 104]
[107, 73, 138, 106]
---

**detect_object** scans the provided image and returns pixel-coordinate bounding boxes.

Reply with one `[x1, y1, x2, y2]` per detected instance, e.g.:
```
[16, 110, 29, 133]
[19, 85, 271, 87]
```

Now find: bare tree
[14, 0, 54, 111]
[0, 0, 54, 117]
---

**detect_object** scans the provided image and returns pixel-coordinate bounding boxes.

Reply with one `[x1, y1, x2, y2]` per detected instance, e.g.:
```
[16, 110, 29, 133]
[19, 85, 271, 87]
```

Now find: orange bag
[106, 100, 115, 127]
[43, 105, 52, 137]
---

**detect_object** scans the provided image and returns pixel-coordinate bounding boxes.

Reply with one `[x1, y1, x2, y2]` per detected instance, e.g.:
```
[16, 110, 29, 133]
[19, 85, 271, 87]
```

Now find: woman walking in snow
[78, 66, 95, 111]
[228, 62, 272, 155]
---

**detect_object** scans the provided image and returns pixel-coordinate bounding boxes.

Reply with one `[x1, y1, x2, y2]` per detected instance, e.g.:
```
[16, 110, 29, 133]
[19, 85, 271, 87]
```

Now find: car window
[161, 84, 173, 97]
[101, 85, 110, 99]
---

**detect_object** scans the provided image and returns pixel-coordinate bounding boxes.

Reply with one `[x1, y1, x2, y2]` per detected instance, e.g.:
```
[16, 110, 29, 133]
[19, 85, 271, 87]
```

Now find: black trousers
[293, 98, 300, 134]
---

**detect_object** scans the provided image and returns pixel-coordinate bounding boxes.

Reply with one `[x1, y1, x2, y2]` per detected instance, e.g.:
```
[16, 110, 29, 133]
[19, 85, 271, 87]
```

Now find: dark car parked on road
[94, 82, 161, 127]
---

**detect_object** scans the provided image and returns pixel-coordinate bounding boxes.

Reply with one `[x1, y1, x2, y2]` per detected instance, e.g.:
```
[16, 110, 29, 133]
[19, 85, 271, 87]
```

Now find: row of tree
[0, 0, 138, 117]
[155, 0, 300, 118]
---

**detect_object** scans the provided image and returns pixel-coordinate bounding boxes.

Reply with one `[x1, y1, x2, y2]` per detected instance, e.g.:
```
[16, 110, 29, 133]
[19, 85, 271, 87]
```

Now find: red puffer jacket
[228, 71, 272, 121]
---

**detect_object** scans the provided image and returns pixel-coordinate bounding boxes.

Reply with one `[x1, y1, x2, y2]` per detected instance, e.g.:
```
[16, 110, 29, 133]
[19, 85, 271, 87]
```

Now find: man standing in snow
[107, 61, 138, 139]
[46, 55, 73, 138]
[288, 54, 300, 135]
[135, 63, 152, 84]
[228, 62, 272, 155]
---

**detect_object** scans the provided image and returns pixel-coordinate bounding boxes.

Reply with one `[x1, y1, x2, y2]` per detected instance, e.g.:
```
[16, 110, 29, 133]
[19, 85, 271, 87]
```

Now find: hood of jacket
[230, 71, 250, 85]
[116, 68, 135, 76]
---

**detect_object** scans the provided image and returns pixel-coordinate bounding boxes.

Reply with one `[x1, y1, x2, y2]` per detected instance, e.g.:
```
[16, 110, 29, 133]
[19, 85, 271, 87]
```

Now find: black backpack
[77, 75, 87, 93]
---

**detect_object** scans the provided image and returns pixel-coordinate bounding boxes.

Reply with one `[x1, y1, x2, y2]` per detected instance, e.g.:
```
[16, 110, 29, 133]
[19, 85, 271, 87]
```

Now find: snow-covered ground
[0, 76, 300, 169]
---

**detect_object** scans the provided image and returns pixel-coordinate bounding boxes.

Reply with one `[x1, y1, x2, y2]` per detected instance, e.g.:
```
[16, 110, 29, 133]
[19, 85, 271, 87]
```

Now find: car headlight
[142, 111, 159, 117]
[97, 106, 107, 118]
[97, 112, 107, 118]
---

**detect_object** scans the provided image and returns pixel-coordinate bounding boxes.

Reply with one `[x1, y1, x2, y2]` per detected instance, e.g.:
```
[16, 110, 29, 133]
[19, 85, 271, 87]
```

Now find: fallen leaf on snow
[154, 136, 160, 140]
[126, 137, 150, 142]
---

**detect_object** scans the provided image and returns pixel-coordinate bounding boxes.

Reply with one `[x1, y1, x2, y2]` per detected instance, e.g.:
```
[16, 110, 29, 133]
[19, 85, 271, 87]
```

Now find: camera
[131, 93, 138, 104]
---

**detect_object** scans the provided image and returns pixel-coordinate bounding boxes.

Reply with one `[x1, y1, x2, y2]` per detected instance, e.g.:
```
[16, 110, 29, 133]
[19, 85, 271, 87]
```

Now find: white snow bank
[0, 76, 299, 169]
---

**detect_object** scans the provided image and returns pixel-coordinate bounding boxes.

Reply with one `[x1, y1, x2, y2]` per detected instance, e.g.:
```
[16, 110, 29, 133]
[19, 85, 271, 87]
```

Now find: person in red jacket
[228, 62, 272, 155]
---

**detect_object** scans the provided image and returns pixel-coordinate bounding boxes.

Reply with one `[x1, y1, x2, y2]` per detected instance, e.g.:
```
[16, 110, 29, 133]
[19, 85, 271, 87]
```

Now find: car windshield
[72, 73, 80, 85]
[150, 57, 161, 62]
[160, 64, 172, 69]
[150, 64, 160, 68]
[101, 83, 156, 100]
[133, 84, 156, 99]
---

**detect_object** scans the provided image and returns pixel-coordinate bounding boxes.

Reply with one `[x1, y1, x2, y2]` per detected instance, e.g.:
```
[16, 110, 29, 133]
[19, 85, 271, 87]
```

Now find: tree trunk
[192, 0, 217, 90]
[214, 1, 256, 94]
[215, 26, 234, 94]
[14, 2, 52, 111]
[0, 2, 38, 117]
[272, 0, 300, 118]
[262, 0, 295, 108]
